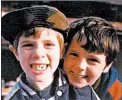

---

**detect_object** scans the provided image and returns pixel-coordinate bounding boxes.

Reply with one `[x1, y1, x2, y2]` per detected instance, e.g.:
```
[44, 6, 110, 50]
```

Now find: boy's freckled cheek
[22, 50, 30, 54]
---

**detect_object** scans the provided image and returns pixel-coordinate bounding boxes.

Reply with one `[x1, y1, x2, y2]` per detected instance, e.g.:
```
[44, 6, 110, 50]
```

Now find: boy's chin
[70, 81, 88, 88]
[33, 76, 50, 82]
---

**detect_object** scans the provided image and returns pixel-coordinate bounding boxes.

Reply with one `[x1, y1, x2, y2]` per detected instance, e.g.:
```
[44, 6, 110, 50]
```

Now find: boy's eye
[88, 58, 99, 63]
[44, 42, 55, 48]
[22, 44, 33, 47]
[69, 52, 79, 57]
[45, 43, 54, 46]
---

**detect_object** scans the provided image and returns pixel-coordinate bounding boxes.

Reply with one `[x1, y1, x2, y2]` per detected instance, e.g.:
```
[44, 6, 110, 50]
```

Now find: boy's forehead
[33, 27, 62, 39]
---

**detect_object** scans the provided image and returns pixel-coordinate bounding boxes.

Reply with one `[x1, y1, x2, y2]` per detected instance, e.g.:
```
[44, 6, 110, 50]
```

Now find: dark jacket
[95, 67, 122, 100]
[5, 68, 98, 100]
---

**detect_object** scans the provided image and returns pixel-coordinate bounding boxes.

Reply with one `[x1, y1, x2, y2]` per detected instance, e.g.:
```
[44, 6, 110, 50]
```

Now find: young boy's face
[10, 28, 63, 83]
[64, 34, 109, 88]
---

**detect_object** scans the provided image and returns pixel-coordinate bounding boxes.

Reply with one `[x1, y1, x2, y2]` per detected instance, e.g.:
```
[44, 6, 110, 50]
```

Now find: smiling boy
[2, 5, 68, 100]
[2, 6, 98, 100]
[10, 27, 63, 90]
[63, 17, 122, 100]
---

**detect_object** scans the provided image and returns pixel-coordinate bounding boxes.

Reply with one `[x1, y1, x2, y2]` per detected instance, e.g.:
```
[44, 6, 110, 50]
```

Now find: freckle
[35, 32, 41, 39]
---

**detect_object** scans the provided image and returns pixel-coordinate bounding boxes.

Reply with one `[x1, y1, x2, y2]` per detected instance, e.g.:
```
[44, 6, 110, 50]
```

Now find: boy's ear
[9, 45, 19, 61]
[60, 43, 68, 59]
[103, 62, 113, 73]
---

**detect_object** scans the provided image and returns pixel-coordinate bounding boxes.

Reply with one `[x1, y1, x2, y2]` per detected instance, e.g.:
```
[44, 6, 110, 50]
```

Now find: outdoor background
[1, 1, 122, 99]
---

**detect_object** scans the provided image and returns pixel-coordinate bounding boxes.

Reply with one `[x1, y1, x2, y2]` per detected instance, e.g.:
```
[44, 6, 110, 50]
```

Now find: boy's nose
[32, 45, 46, 59]
[75, 59, 87, 72]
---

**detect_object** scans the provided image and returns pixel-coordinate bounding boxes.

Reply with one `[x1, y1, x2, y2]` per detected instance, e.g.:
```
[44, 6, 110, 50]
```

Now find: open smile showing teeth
[74, 74, 88, 78]
[31, 64, 48, 71]
[71, 71, 88, 78]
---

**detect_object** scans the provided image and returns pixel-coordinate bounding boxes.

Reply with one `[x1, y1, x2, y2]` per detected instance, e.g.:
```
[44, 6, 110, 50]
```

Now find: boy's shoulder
[107, 67, 122, 100]
[5, 82, 20, 100]
[108, 78, 122, 100]
[105, 67, 122, 87]
[110, 67, 122, 82]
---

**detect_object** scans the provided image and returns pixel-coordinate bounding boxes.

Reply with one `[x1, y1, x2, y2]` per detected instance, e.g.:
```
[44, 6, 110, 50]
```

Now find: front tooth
[38, 65, 46, 70]
[75, 74, 82, 78]
[75, 74, 85, 78]
[32, 65, 47, 70]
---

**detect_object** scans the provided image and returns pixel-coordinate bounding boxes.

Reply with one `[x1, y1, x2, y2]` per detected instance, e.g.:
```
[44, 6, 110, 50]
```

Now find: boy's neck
[26, 76, 54, 91]
[93, 76, 101, 90]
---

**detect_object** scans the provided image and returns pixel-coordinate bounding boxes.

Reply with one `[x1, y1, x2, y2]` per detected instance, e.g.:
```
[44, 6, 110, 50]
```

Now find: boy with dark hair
[2, 6, 98, 100]
[63, 17, 122, 100]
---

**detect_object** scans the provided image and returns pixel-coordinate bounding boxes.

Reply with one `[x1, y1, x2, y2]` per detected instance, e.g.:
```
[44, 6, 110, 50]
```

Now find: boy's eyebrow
[20, 40, 33, 44]
[42, 37, 60, 42]
[69, 49, 78, 53]
[20, 39, 58, 44]
[44, 40, 58, 43]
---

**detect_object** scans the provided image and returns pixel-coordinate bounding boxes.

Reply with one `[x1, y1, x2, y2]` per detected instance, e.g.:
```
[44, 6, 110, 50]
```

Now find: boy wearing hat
[63, 17, 122, 100]
[2, 6, 98, 100]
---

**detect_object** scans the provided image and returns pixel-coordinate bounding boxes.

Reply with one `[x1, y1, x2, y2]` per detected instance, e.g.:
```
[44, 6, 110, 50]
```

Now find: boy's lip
[70, 71, 88, 78]
[30, 63, 49, 74]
